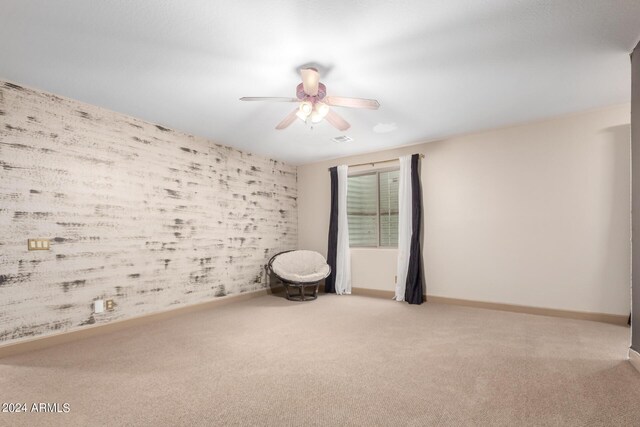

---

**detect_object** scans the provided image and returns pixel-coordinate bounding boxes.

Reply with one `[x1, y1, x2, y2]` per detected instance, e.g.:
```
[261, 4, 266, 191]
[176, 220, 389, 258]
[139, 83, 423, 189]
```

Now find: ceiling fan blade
[324, 96, 380, 110]
[275, 109, 299, 130]
[300, 68, 320, 96]
[325, 110, 351, 131]
[240, 97, 299, 102]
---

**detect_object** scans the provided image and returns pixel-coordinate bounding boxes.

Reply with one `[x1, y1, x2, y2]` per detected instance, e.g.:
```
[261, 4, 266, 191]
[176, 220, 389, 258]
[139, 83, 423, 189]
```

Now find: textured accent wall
[0, 80, 297, 344]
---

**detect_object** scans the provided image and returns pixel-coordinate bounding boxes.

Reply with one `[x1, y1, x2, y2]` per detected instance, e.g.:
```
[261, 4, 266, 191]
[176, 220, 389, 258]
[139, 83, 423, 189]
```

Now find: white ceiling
[1, 1, 639, 165]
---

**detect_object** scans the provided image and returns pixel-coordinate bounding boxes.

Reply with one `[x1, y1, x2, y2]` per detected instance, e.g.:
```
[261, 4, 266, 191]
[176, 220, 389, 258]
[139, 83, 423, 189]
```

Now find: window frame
[347, 166, 400, 248]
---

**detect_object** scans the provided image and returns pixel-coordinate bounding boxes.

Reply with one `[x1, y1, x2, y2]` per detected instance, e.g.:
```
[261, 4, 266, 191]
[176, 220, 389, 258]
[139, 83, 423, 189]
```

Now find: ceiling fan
[240, 67, 380, 131]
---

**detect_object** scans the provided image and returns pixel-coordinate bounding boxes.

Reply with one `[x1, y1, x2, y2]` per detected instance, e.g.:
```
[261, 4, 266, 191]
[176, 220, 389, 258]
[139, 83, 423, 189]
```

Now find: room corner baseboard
[0, 286, 284, 359]
[348, 287, 627, 326]
[425, 295, 628, 326]
[630, 348, 640, 373]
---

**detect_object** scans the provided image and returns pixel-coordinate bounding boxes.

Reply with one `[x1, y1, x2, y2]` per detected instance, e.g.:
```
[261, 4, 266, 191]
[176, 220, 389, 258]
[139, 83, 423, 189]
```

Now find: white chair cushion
[272, 250, 330, 283]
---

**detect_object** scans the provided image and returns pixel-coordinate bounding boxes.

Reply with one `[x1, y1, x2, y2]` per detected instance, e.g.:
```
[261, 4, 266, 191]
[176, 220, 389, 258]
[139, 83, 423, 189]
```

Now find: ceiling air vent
[331, 135, 353, 143]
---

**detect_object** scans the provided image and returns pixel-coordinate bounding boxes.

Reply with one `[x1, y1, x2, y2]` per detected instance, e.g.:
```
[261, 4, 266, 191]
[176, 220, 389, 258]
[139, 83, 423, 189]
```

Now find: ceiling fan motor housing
[297, 82, 326, 101]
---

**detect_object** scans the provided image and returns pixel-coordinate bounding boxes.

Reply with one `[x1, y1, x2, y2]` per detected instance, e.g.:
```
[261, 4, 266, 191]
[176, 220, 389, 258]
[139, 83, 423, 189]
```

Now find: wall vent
[331, 135, 353, 143]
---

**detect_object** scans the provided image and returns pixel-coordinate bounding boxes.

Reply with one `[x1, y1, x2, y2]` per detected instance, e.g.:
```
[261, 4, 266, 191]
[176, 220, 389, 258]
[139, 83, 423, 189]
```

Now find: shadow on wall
[419, 139, 447, 301]
[597, 124, 631, 316]
[264, 263, 287, 299]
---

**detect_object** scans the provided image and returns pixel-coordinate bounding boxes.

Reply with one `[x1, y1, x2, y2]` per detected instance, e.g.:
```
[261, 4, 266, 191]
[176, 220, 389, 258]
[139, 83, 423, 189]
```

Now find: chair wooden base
[283, 282, 320, 301]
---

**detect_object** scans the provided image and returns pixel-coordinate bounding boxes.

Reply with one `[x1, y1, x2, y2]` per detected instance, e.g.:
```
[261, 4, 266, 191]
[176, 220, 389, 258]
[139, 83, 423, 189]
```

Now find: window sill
[350, 247, 398, 251]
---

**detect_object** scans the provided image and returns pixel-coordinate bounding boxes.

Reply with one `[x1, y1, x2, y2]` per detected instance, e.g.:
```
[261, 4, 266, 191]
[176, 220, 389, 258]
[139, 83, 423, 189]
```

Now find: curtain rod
[327, 154, 424, 170]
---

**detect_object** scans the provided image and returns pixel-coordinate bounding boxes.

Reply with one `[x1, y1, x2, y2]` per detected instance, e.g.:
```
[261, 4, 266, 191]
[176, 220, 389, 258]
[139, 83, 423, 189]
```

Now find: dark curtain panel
[325, 167, 339, 293]
[632, 41, 640, 351]
[404, 154, 424, 304]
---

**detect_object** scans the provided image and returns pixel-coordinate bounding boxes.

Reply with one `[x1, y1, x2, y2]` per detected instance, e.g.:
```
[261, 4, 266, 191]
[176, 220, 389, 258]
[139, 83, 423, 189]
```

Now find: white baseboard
[346, 286, 628, 326]
[0, 286, 283, 359]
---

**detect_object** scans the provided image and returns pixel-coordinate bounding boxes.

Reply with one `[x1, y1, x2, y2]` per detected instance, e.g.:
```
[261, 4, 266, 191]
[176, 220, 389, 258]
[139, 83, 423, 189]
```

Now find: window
[347, 169, 399, 247]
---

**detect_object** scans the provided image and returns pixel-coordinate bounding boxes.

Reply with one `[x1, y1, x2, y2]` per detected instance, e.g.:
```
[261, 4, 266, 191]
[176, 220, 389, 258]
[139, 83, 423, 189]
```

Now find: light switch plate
[94, 299, 104, 314]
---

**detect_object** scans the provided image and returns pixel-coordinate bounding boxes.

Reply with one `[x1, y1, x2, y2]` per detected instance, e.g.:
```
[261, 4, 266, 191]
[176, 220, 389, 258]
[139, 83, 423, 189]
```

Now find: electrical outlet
[94, 299, 104, 314]
[105, 299, 114, 311]
[28, 239, 50, 251]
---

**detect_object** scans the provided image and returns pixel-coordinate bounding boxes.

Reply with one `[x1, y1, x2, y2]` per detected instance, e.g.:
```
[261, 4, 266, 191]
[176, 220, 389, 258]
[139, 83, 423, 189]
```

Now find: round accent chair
[267, 250, 331, 301]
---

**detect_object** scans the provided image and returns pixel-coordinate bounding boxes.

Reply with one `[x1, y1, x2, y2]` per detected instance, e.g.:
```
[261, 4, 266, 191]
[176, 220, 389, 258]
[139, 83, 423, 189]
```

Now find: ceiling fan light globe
[299, 101, 313, 115]
[315, 102, 329, 118]
[310, 110, 324, 124]
[295, 110, 308, 122]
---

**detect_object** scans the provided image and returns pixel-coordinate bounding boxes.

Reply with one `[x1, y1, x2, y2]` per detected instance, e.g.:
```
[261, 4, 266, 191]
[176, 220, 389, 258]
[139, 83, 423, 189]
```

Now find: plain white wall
[298, 105, 631, 315]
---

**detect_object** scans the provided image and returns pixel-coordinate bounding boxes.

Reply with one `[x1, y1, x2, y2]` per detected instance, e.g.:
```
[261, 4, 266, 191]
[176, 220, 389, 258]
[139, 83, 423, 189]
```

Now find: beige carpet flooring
[1, 293, 639, 426]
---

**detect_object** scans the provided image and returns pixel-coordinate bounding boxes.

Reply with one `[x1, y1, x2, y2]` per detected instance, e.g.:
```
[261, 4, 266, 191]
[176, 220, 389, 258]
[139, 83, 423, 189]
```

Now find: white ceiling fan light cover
[310, 111, 323, 123]
[299, 100, 313, 115]
[315, 102, 330, 117]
